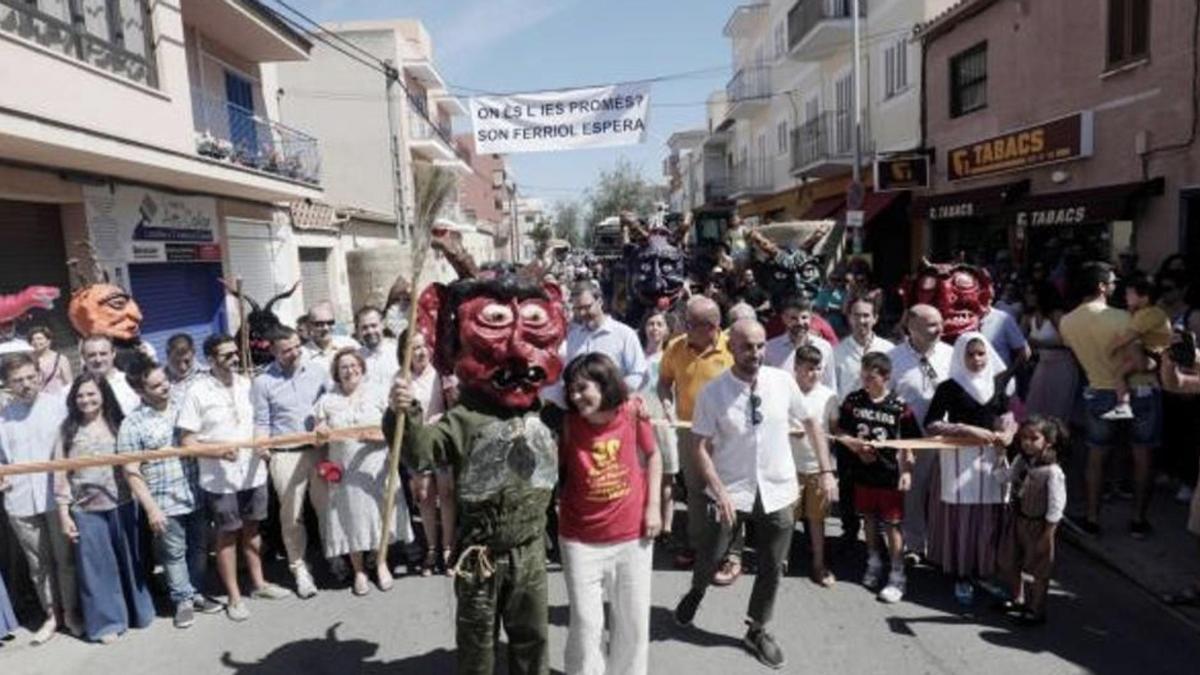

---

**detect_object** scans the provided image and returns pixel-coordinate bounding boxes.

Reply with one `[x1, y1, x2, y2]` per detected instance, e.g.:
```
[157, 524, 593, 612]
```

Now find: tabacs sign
[947, 111, 1094, 182]
[874, 155, 930, 192]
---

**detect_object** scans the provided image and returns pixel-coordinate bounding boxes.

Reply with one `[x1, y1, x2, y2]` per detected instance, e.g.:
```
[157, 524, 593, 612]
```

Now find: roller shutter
[127, 262, 226, 361]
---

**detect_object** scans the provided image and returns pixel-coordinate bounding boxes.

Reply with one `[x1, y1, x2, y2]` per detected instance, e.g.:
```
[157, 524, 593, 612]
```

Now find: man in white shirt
[833, 297, 894, 400]
[80, 334, 140, 414]
[887, 305, 953, 559]
[763, 296, 835, 390]
[673, 320, 831, 670]
[303, 302, 360, 374]
[178, 334, 289, 622]
[0, 354, 80, 644]
[355, 306, 399, 389]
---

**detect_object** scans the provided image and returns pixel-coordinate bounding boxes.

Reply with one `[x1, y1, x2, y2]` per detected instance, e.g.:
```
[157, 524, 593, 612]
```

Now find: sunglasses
[748, 381, 763, 427]
[311, 320, 336, 327]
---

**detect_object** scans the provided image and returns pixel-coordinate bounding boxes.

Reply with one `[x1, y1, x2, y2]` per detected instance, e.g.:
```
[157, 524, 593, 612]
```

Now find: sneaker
[1176, 485, 1194, 503]
[97, 632, 119, 645]
[173, 600, 195, 629]
[30, 618, 57, 646]
[862, 557, 884, 590]
[1100, 403, 1134, 420]
[226, 601, 250, 622]
[293, 564, 319, 599]
[954, 580, 975, 606]
[251, 583, 292, 600]
[673, 588, 704, 627]
[878, 571, 907, 604]
[194, 595, 224, 614]
[1129, 520, 1153, 540]
[742, 623, 786, 670]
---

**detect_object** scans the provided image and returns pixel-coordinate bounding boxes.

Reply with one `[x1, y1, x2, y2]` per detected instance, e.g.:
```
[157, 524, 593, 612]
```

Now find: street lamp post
[849, 0, 864, 255]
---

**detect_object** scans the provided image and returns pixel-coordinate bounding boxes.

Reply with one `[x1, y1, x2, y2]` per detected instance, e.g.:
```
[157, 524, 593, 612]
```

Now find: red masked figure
[900, 260, 994, 343]
[418, 277, 567, 409]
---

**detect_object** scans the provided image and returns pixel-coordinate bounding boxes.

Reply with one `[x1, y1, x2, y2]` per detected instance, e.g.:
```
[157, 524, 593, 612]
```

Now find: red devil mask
[900, 261, 994, 343]
[417, 277, 567, 409]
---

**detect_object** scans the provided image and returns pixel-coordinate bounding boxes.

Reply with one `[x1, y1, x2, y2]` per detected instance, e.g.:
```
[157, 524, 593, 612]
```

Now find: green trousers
[455, 537, 548, 675]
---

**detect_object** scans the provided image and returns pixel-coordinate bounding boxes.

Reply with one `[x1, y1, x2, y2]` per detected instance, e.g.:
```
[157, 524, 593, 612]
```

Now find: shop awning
[912, 179, 1030, 221]
[1000, 177, 1164, 227]
[801, 190, 904, 225]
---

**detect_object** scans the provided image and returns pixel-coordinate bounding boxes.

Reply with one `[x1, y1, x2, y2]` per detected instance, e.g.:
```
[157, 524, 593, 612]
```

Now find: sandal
[443, 548, 455, 577]
[1162, 586, 1200, 606]
[421, 549, 436, 578]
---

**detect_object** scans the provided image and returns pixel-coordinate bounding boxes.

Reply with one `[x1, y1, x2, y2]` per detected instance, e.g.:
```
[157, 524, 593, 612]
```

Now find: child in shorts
[791, 345, 840, 586]
[1103, 275, 1172, 420]
[835, 352, 921, 603]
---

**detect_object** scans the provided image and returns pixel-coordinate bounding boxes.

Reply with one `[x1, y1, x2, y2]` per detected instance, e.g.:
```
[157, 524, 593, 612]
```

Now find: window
[950, 42, 987, 118]
[884, 38, 909, 99]
[0, 0, 156, 87]
[776, 120, 789, 156]
[1107, 0, 1149, 68]
[835, 74, 853, 153]
[774, 21, 786, 58]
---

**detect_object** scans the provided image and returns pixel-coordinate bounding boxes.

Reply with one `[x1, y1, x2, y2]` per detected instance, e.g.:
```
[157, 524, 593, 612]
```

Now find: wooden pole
[235, 276, 251, 375]
[376, 270, 423, 564]
[0, 426, 381, 478]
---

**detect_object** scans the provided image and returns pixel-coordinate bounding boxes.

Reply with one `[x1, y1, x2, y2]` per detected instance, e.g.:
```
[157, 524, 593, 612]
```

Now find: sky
[285, 0, 735, 210]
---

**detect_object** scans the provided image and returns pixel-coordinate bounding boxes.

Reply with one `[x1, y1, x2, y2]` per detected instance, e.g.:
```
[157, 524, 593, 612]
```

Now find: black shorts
[206, 485, 268, 533]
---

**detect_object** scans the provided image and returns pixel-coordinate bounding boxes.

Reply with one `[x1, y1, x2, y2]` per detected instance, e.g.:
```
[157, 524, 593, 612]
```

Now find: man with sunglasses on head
[887, 305, 953, 562]
[673, 319, 829, 670]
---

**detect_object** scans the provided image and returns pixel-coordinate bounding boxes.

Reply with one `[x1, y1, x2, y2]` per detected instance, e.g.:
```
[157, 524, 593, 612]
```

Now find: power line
[441, 65, 732, 98]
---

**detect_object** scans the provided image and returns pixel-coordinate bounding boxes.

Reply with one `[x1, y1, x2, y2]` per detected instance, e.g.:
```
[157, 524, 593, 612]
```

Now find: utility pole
[383, 60, 409, 248]
[848, 0, 865, 255]
[509, 180, 520, 262]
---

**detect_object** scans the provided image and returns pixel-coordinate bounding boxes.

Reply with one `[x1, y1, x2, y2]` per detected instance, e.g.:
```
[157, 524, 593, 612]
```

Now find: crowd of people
[0, 248, 1196, 673]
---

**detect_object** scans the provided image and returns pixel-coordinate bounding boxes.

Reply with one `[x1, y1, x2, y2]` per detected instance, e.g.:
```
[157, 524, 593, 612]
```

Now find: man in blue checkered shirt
[117, 356, 220, 629]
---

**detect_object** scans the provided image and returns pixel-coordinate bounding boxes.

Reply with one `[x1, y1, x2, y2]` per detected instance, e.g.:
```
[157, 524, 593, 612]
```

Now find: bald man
[674, 319, 830, 669]
[658, 296, 733, 569]
[886, 305, 953, 559]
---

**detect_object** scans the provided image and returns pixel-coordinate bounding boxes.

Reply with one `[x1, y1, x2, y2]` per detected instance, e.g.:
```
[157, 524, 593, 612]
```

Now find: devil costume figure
[899, 260, 995, 343]
[384, 274, 568, 675]
[623, 226, 687, 327]
[220, 280, 300, 367]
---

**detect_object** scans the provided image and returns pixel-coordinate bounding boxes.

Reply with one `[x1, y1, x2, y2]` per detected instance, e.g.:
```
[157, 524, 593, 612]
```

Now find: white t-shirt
[764, 332, 835, 391]
[833, 334, 895, 401]
[176, 373, 266, 494]
[691, 367, 803, 513]
[106, 369, 141, 416]
[789, 383, 838, 474]
[887, 340, 953, 432]
[304, 335, 362, 376]
[360, 339, 400, 390]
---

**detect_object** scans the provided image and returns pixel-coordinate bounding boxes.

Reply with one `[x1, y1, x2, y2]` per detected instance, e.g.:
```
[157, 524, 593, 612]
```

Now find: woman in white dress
[1022, 282, 1079, 423]
[314, 348, 413, 595]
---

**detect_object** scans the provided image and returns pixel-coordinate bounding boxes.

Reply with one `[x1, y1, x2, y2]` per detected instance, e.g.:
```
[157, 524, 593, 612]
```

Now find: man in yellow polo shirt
[659, 296, 733, 570]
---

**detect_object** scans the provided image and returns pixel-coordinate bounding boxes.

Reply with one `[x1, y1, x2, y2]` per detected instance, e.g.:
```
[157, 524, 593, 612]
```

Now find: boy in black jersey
[835, 352, 921, 603]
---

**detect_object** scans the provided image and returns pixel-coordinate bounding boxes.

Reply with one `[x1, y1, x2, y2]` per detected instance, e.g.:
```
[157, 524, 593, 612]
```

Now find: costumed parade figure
[0, 285, 60, 354]
[621, 213, 687, 328]
[899, 259, 995, 343]
[66, 253, 150, 368]
[384, 266, 568, 675]
[744, 222, 832, 337]
[219, 280, 301, 367]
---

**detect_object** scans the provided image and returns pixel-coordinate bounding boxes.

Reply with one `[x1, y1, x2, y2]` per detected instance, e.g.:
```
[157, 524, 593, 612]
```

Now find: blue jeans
[1082, 387, 1163, 449]
[155, 511, 208, 605]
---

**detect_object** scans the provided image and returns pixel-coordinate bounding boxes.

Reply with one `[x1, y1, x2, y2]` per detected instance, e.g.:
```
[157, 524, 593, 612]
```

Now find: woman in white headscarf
[924, 332, 1017, 606]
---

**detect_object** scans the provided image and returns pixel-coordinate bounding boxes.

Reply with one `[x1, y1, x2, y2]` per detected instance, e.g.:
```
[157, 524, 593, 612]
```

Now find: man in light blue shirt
[979, 303, 1031, 372]
[250, 326, 329, 599]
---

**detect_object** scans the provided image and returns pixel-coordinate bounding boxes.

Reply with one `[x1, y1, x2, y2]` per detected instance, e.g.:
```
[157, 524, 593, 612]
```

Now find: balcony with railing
[725, 64, 772, 120]
[731, 158, 773, 198]
[704, 175, 733, 203]
[0, 0, 157, 88]
[787, 0, 863, 61]
[191, 88, 320, 185]
[407, 91, 457, 161]
[723, 3, 768, 38]
[790, 110, 872, 178]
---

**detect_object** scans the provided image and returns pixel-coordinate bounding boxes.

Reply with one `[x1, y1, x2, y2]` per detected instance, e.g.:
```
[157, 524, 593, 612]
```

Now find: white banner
[469, 83, 650, 154]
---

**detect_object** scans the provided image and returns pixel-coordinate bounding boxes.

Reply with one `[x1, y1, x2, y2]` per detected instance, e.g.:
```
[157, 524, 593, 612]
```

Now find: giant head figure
[629, 232, 686, 313]
[220, 280, 300, 367]
[68, 283, 142, 343]
[417, 276, 568, 409]
[899, 259, 994, 343]
[746, 226, 827, 308]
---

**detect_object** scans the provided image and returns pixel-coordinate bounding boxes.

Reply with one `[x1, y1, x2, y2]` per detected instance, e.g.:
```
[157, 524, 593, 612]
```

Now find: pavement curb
[1060, 519, 1200, 634]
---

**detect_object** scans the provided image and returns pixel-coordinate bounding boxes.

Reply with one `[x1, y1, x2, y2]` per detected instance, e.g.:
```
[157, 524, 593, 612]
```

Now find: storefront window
[950, 42, 987, 118]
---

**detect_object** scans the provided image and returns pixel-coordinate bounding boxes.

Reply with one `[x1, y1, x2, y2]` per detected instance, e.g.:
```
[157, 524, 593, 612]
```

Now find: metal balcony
[787, 0, 863, 61]
[730, 159, 773, 198]
[191, 88, 320, 184]
[704, 176, 733, 203]
[791, 110, 872, 178]
[723, 3, 768, 38]
[725, 65, 772, 120]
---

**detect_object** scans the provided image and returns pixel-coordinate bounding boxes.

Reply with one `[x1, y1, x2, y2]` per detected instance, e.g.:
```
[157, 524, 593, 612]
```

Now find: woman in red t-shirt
[560, 352, 661, 675]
